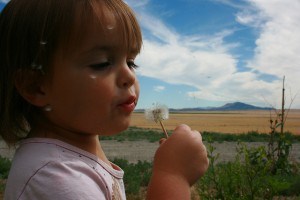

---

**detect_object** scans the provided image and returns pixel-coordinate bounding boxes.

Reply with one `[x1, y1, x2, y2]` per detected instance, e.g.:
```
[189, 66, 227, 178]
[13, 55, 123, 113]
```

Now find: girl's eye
[127, 61, 139, 70]
[89, 62, 111, 70]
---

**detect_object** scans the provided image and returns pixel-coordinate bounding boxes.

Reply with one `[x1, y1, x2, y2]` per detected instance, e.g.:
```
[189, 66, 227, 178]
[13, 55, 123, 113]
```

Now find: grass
[202, 130, 300, 143]
[101, 126, 300, 143]
[113, 158, 152, 195]
[100, 127, 164, 142]
[0, 156, 11, 180]
[0, 156, 11, 194]
[197, 141, 300, 199]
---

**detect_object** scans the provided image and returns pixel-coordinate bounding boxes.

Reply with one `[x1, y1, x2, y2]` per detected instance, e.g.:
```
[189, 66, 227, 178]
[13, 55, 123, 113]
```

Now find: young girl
[0, 0, 209, 199]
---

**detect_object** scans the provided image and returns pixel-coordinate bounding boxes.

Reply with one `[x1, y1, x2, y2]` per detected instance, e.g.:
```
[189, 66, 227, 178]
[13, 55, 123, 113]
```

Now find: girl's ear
[14, 69, 49, 107]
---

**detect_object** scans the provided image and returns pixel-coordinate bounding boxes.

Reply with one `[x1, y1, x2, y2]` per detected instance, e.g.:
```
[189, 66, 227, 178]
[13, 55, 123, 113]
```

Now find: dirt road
[101, 140, 300, 164]
[2, 140, 299, 164]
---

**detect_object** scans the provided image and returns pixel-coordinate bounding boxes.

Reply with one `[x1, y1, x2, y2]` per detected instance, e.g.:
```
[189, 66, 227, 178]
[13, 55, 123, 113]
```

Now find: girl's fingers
[174, 124, 191, 132]
[192, 130, 203, 140]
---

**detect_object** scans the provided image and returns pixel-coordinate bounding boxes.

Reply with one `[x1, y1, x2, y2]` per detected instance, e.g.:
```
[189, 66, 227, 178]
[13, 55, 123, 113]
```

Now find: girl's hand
[146, 124, 209, 199]
[153, 124, 209, 186]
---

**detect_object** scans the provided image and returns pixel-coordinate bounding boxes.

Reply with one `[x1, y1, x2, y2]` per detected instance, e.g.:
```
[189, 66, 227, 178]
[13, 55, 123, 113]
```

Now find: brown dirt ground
[103, 140, 300, 164]
[1, 140, 300, 164]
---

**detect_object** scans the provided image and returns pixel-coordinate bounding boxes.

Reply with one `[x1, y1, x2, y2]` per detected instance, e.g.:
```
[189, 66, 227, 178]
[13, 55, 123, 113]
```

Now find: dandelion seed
[145, 103, 169, 138]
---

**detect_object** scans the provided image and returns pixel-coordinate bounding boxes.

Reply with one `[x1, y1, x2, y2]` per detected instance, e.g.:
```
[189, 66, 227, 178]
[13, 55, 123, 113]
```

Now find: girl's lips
[118, 96, 137, 113]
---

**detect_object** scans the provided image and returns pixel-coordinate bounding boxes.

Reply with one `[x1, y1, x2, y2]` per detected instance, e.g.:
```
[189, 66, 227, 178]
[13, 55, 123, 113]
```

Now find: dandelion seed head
[145, 103, 169, 123]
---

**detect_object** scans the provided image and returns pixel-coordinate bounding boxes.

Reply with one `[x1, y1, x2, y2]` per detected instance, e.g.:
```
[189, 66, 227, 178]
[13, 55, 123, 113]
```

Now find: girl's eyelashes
[88, 60, 139, 71]
[127, 60, 139, 70]
[89, 61, 111, 71]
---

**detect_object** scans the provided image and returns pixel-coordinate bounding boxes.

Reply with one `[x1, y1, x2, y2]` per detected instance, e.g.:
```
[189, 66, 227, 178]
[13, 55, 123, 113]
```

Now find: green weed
[112, 158, 152, 195]
[197, 141, 300, 199]
[0, 156, 11, 193]
[101, 126, 300, 143]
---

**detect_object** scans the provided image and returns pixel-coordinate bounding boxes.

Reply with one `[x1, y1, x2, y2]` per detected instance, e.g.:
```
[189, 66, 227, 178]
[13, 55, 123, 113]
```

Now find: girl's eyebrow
[83, 44, 139, 56]
[83, 45, 112, 55]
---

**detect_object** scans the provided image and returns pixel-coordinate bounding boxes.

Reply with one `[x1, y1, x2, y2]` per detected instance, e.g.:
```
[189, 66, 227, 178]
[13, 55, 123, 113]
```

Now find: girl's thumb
[159, 138, 167, 145]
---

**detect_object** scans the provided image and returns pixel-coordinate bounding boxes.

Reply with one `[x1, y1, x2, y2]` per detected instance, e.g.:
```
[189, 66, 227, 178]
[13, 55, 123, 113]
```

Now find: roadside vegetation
[0, 155, 11, 198]
[101, 126, 300, 143]
[1, 127, 299, 199]
[112, 123, 300, 199]
[196, 140, 300, 199]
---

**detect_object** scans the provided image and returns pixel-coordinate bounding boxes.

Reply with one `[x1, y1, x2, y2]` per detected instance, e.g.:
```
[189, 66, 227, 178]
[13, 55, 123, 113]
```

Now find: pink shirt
[4, 138, 126, 200]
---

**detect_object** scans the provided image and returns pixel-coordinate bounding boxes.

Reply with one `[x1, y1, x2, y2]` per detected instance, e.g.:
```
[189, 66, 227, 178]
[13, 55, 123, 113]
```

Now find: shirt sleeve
[18, 161, 110, 200]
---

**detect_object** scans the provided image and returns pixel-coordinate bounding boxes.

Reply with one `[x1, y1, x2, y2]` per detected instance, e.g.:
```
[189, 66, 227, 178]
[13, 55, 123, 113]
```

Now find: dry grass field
[130, 109, 300, 135]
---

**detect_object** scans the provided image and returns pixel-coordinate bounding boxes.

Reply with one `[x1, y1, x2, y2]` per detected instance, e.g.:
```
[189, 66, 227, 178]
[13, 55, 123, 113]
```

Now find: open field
[130, 110, 300, 135]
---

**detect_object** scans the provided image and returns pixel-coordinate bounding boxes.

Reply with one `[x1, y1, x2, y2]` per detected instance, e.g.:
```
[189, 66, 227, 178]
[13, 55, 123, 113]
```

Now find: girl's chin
[99, 123, 130, 136]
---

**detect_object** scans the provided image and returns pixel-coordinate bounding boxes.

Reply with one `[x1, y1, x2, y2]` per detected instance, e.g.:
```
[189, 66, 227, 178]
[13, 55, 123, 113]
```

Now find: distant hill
[170, 102, 273, 112]
[136, 102, 273, 112]
[212, 102, 273, 111]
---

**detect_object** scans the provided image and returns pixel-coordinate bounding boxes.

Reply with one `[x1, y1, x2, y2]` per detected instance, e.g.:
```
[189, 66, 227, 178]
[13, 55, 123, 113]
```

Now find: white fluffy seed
[145, 104, 169, 123]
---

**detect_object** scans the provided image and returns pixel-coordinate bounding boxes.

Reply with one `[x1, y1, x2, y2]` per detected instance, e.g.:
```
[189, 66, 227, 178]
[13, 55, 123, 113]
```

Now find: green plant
[112, 158, 152, 195]
[236, 143, 273, 199]
[100, 127, 168, 143]
[100, 126, 300, 143]
[0, 156, 11, 194]
[0, 156, 11, 179]
[197, 141, 300, 200]
[267, 76, 297, 175]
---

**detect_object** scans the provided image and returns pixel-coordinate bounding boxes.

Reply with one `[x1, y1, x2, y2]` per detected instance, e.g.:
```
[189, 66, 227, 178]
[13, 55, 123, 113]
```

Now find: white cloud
[134, 0, 300, 108]
[211, 0, 249, 10]
[125, 0, 149, 8]
[153, 86, 165, 92]
[240, 0, 300, 108]
[140, 13, 179, 44]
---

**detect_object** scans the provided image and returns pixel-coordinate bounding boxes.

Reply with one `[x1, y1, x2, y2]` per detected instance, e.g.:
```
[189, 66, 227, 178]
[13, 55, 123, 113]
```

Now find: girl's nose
[117, 62, 136, 88]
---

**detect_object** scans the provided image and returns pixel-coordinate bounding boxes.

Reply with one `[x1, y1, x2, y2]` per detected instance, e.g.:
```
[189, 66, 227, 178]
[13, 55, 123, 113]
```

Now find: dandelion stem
[159, 120, 169, 138]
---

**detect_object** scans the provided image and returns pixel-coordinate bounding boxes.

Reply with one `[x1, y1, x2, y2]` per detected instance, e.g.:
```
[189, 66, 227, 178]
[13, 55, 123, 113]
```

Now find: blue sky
[1, 0, 300, 109]
[126, 0, 300, 109]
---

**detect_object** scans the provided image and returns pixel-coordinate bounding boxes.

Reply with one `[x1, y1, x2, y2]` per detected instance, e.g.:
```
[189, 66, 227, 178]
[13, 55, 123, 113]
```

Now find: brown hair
[0, 0, 142, 146]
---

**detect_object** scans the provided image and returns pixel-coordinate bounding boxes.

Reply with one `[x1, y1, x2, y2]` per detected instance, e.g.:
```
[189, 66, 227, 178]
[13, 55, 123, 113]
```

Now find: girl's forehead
[67, 27, 128, 61]
[78, 25, 125, 56]
[62, 3, 140, 57]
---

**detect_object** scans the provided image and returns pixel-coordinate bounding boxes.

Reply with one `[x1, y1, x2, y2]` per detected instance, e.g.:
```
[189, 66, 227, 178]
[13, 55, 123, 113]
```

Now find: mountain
[213, 102, 273, 111]
[134, 102, 273, 112]
[171, 102, 273, 111]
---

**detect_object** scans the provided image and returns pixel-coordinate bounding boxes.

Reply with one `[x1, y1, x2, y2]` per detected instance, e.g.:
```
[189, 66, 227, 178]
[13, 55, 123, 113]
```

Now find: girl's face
[42, 19, 140, 136]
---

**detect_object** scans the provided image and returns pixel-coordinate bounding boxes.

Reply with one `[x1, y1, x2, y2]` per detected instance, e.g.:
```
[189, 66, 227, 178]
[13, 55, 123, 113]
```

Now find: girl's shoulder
[4, 138, 124, 200]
